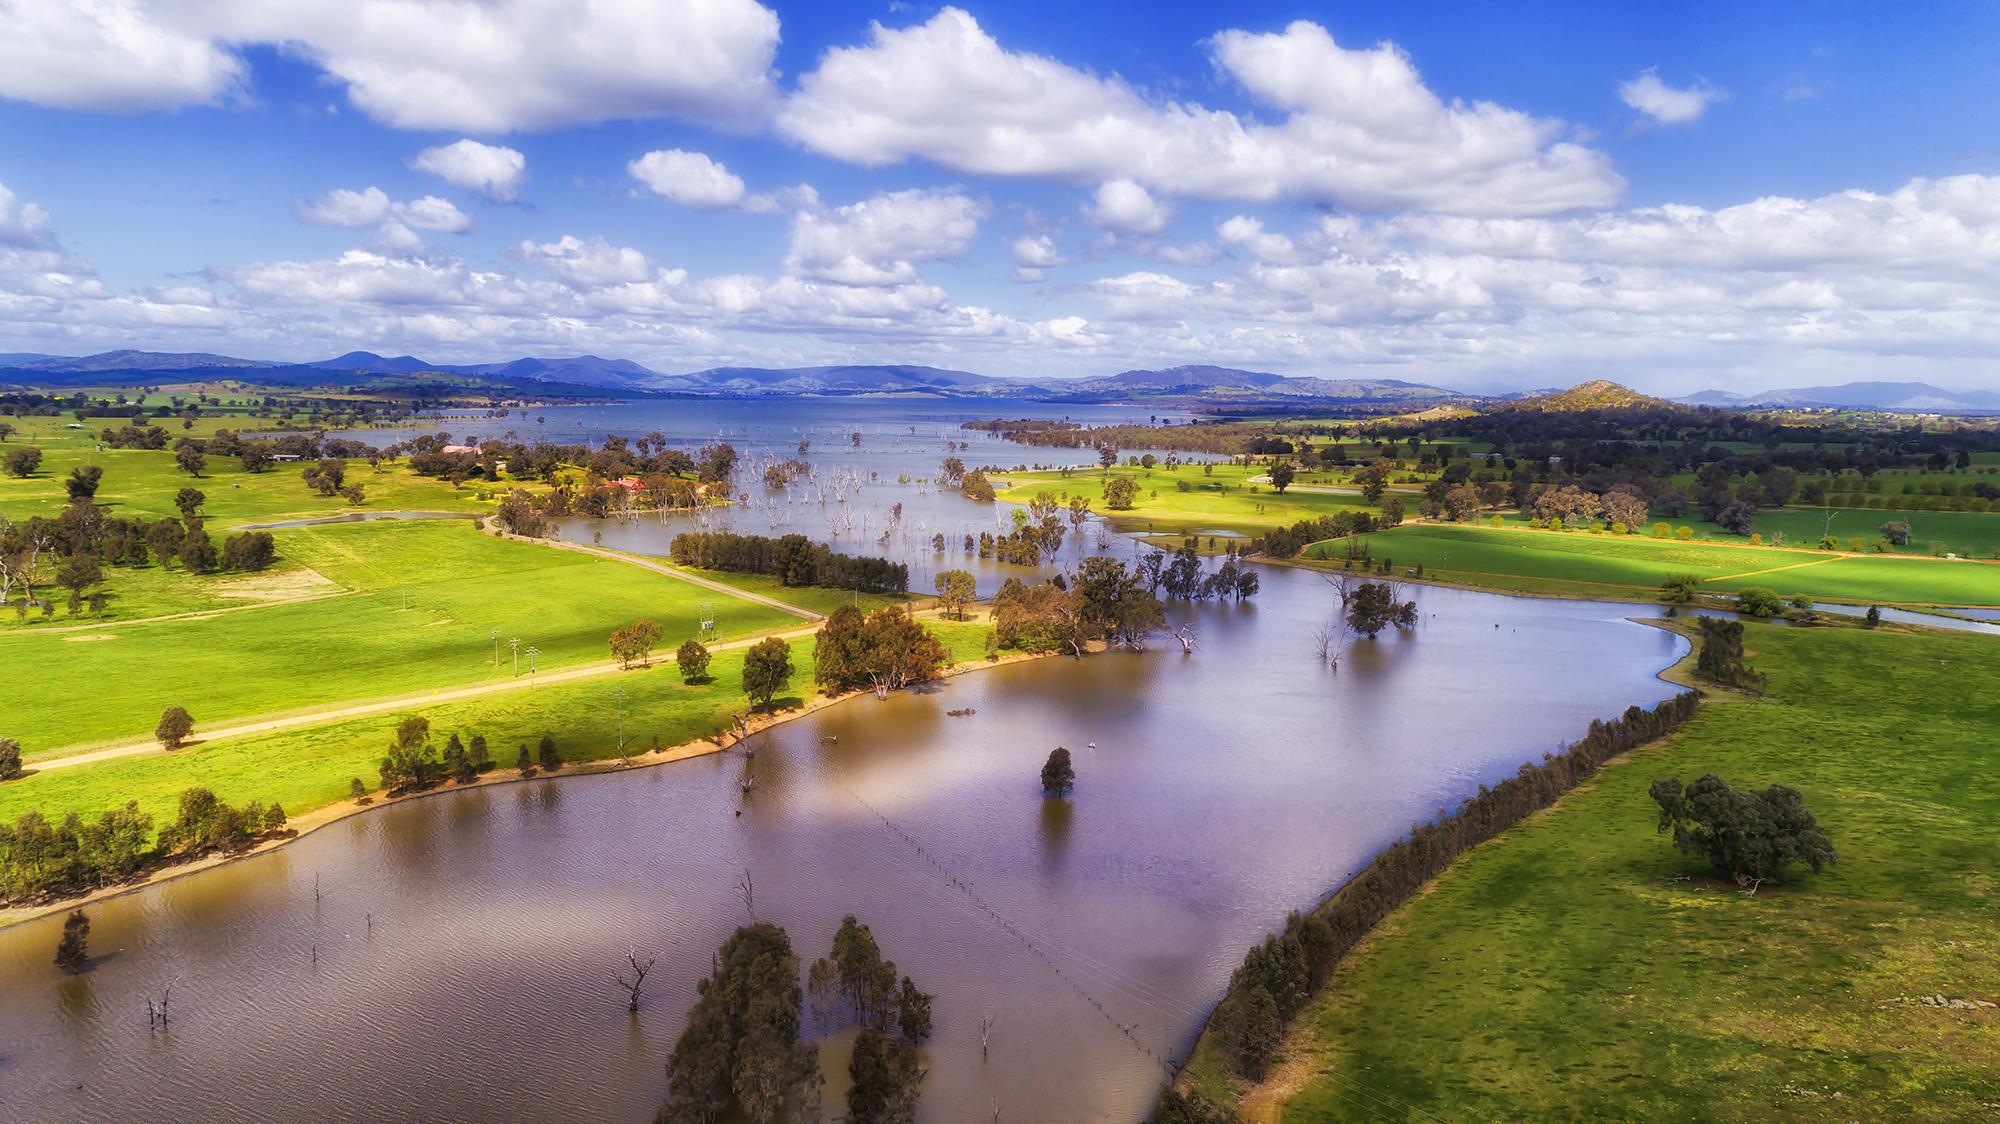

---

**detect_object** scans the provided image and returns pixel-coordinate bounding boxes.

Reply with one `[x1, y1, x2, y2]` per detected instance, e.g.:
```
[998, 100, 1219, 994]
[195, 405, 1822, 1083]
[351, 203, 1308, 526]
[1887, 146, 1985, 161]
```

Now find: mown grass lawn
[1306, 524, 2000, 607]
[0, 615, 996, 839]
[0, 519, 799, 756]
[1255, 623, 2000, 1122]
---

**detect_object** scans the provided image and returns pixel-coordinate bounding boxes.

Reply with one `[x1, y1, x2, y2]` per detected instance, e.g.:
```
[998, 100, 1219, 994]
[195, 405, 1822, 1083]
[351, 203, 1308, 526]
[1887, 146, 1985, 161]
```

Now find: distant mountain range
[0, 350, 1472, 406]
[3, 349, 1995, 412]
[1677, 381, 2000, 411]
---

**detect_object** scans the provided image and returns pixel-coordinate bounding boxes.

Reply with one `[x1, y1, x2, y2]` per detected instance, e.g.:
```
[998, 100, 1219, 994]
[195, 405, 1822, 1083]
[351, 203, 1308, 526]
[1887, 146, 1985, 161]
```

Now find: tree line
[670, 532, 910, 595]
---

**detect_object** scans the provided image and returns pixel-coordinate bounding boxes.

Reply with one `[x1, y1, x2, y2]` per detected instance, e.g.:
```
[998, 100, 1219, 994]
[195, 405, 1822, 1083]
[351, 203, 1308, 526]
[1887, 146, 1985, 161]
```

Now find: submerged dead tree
[615, 951, 657, 1014]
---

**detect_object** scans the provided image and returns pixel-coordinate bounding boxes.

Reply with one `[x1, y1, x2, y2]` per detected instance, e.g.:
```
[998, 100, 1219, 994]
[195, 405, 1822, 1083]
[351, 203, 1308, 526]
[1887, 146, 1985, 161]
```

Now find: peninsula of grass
[0, 519, 801, 756]
[1185, 623, 2000, 1121]
[1302, 523, 2000, 607]
[995, 463, 1382, 539]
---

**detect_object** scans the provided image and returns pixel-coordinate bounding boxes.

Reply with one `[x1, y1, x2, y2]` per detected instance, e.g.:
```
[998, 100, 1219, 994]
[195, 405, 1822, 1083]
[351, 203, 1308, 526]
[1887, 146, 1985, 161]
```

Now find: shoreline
[0, 641, 1062, 932]
[1171, 618, 1715, 1110]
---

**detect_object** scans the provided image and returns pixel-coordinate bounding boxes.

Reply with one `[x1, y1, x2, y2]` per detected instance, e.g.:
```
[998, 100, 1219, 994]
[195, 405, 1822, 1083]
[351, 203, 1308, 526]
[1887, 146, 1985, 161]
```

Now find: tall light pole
[510, 637, 520, 676]
[526, 645, 539, 675]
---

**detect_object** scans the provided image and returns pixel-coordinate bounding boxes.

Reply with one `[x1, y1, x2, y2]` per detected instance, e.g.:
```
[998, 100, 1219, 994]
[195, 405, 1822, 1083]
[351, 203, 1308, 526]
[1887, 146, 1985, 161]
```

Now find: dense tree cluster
[1651, 774, 1836, 883]
[0, 783, 291, 905]
[1345, 582, 1418, 638]
[1143, 544, 1260, 602]
[1693, 617, 1765, 690]
[806, 915, 933, 1124]
[1, 496, 279, 619]
[656, 923, 821, 1124]
[989, 557, 1167, 656]
[670, 532, 909, 595]
[959, 471, 997, 503]
[1206, 691, 1700, 1079]
[812, 605, 949, 696]
[1252, 511, 1377, 559]
[932, 569, 975, 619]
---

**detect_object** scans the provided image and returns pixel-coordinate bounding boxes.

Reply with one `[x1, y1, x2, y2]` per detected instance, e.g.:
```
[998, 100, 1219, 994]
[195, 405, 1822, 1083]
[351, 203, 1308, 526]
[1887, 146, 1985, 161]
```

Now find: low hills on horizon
[2, 349, 1995, 413]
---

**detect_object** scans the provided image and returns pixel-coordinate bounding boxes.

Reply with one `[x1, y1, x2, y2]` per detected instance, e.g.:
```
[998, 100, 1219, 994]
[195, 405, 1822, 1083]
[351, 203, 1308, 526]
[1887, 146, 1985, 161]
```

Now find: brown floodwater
[0, 571, 1685, 1123]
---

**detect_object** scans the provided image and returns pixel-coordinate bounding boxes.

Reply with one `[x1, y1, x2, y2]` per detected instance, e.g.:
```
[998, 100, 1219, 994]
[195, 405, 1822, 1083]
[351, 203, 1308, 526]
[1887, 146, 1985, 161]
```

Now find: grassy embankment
[0, 611, 994, 845]
[1302, 523, 2000, 607]
[1188, 622, 2000, 1121]
[1, 519, 802, 756]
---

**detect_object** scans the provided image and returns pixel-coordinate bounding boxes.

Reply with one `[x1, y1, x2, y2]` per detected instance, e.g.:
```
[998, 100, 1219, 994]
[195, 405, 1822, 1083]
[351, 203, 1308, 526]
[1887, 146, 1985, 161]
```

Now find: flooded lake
[0, 565, 1686, 1123]
[332, 396, 1222, 596]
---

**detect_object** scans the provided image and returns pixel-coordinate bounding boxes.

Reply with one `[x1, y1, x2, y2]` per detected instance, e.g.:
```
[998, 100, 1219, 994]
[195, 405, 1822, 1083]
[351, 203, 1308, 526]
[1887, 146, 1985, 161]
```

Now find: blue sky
[1, 0, 1997, 393]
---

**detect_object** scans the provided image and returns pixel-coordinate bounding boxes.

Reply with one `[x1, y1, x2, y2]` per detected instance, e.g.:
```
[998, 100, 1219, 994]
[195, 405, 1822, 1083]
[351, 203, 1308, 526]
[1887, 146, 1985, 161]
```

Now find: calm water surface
[0, 565, 1685, 1123]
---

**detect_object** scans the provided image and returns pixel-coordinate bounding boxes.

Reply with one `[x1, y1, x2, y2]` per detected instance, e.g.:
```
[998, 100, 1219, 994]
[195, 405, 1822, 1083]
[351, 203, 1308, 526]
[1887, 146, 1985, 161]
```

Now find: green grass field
[1240, 623, 2000, 1121]
[0, 415, 509, 526]
[0, 616, 994, 844]
[0, 519, 799, 756]
[997, 464, 1383, 538]
[1304, 524, 2000, 606]
[1681, 506, 2000, 558]
[656, 565, 911, 616]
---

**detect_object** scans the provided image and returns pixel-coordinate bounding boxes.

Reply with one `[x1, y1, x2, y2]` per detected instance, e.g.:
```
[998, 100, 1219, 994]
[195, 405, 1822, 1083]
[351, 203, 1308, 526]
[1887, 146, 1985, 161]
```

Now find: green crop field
[0, 616, 994, 846]
[1246, 623, 2000, 1122]
[997, 464, 1383, 538]
[1303, 524, 2000, 606]
[0, 519, 800, 757]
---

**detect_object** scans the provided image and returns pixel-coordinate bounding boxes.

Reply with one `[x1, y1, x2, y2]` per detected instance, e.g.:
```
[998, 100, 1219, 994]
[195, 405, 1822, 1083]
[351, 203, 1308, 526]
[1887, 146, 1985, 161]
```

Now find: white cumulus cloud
[515, 235, 652, 287]
[1085, 180, 1169, 236]
[412, 139, 526, 202]
[0, 0, 245, 112]
[1, 0, 781, 131]
[628, 149, 776, 212]
[1010, 235, 1064, 282]
[778, 9, 1621, 215]
[787, 189, 983, 286]
[295, 187, 472, 234]
[1619, 69, 1728, 125]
